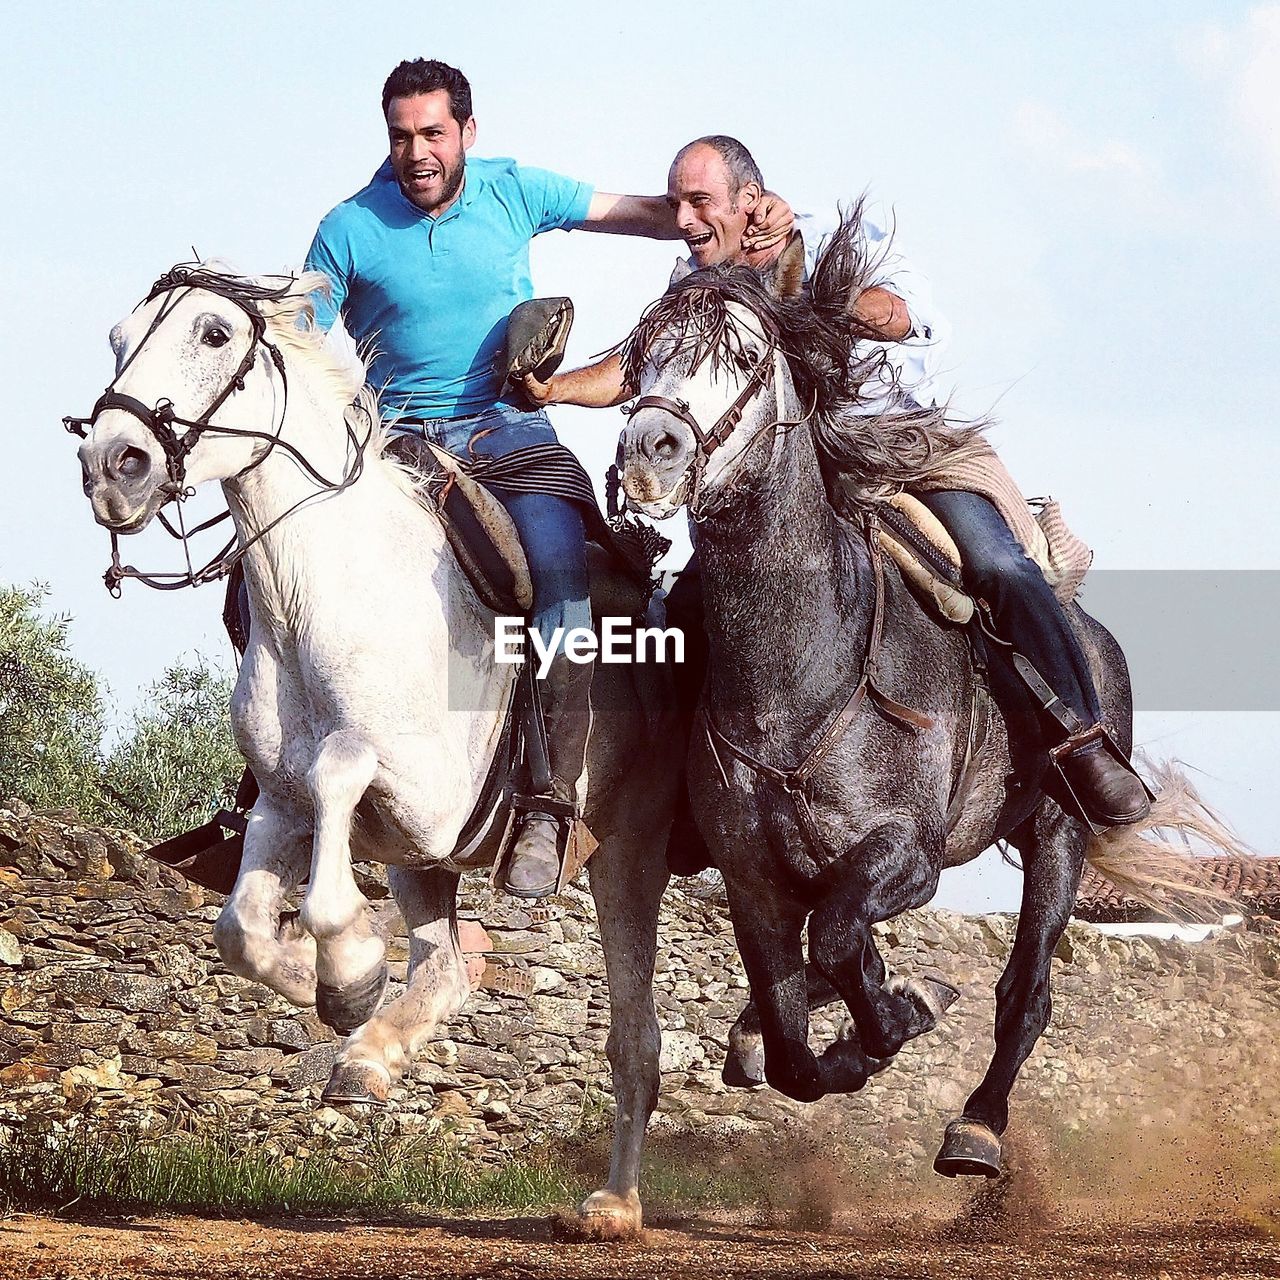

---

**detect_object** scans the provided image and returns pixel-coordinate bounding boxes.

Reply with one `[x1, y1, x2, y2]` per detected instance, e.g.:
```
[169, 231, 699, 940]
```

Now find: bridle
[64, 266, 373, 596]
[622, 311, 812, 521]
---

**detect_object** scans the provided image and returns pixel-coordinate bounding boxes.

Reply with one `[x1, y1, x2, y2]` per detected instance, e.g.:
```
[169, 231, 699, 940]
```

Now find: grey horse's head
[616, 236, 812, 521]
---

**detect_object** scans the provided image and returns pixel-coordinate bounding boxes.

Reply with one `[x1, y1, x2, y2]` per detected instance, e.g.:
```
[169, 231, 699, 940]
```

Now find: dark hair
[674, 135, 765, 200]
[381, 59, 473, 124]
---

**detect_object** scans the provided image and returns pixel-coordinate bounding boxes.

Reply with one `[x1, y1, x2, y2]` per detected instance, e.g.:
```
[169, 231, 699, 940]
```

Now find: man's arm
[578, 193, 681, 238]
[303, 223, 350, 333]
[518, 352, 630, 408]
[578, 191, 796, 247]
[849, 286, 913, 343]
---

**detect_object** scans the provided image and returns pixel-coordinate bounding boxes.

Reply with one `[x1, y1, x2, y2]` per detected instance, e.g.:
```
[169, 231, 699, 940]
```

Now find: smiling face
[666, 143, 761, 270]
[386, 89, 475, 216]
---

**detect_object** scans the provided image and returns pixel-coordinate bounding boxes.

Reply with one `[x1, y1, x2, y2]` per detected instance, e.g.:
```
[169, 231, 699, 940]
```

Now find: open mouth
[407, 167, 441, 187]
[685, 231, 713, 251]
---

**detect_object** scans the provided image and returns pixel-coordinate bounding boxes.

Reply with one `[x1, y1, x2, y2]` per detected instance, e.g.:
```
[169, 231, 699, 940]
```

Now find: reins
[64, 266, 374, 595]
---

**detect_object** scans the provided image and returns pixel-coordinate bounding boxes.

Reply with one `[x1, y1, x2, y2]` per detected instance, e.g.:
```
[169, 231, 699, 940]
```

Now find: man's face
[386, 90, 475, 215]
[666, 144, 758, 269]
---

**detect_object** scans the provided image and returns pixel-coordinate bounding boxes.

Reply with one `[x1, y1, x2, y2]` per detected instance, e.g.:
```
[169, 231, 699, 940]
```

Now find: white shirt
[672, 205, 951, 417]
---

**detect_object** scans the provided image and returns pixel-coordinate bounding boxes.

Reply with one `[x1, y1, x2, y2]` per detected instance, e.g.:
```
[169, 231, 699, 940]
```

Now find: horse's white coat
[78, 273, 678, 1231]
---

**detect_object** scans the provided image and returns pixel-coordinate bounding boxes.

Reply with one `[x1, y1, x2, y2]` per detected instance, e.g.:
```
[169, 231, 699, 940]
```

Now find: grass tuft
[0, 1126, 574, 1218]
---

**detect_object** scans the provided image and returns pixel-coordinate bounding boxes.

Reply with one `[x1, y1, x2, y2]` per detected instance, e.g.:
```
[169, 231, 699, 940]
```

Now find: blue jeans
[918, 490, 1102, 725]
[413, 403, 592, 646]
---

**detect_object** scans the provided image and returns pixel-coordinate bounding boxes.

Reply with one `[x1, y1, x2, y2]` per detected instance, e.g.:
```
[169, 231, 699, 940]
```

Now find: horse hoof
[722, 1034, 766, 1088]
[889, 972, 962, 1022]
[934, 1118, 1002, 1178]
[320, 1059, 391, 1106]
[573, 1189, 643, 1240]
[315, 963, 388, 1035]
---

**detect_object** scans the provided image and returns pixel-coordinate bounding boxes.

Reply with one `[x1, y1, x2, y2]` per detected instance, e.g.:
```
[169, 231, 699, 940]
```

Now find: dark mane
[619, 201, 989, 507]
[146, 261, 301, 312]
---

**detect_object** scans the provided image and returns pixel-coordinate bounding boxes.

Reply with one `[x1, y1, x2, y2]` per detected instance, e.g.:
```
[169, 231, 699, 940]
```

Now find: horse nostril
[644, 428, 680, 462]
[109, 445, 151, 482]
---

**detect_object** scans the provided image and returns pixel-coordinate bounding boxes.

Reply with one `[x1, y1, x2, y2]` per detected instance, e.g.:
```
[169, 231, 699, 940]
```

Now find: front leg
[299, 730, 388, 1034]
[722, 875, 827, 1102]
[214, 798, 316, 1006]
[323, 865, 471, 1104]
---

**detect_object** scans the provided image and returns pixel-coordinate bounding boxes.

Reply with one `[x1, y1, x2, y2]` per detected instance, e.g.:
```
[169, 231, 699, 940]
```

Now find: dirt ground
[2, 1201, 1278, 1280]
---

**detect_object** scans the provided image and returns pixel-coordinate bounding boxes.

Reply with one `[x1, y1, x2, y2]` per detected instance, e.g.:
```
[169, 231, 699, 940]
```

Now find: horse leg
[935, 805, 1085, 1178]
[213, 800, 316, 1006]
[577, 830, 669, 1234]
[723, 880, 841, 1102]
[299, 730, 388, 1035]
[723, 965, 839, 1087]
[807, 824, 958, 1063]
[323, 865, 470, 1104]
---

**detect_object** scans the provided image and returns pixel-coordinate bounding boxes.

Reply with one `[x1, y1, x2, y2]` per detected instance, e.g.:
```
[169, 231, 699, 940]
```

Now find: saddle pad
[876, 492, 976, 625]
[423, 442, 534, 613]
[389, 437, 653, 622]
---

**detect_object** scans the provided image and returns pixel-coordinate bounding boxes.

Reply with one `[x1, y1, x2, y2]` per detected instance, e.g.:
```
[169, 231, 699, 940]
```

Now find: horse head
[74, 264, 320, 533]
[617, 235, 810, 521]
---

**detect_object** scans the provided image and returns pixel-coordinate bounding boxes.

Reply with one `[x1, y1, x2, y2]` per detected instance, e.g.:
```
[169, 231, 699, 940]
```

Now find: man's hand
[517, 371, 557, 407]
[743, 191, 794, 253]
[516, 353, 630, 410]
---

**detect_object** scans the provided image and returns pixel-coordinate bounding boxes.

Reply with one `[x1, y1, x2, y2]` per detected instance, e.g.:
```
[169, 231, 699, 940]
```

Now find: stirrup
[497, 793, 597, 895]
[1048, 724, 1156, 834]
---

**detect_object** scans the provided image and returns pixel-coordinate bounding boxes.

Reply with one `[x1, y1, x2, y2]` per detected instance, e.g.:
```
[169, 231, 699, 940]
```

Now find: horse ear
[770, 232, 806, 299]
[669, 257, 695, 287]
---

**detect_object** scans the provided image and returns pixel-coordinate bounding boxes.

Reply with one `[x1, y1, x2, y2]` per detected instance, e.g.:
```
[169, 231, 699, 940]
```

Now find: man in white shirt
[521, 135, 1149, 831]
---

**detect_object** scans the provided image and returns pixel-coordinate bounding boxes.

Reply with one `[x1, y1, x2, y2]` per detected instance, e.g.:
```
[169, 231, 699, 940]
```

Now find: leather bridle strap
[626, 349, 777, 462]
[62, 274, 374, 595]
[702, 514, 935, 862]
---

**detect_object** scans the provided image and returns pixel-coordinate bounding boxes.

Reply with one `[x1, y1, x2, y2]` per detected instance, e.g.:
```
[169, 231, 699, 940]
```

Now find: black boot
[1054, 726, 1151, 827]
[503, 654, 593, 899]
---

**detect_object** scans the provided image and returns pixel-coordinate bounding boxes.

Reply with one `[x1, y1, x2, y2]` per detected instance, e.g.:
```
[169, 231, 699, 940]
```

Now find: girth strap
[702, 515, 935, 862]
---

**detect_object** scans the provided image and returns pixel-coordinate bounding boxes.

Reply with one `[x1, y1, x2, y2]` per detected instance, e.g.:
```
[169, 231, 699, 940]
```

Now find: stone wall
[2, 802, 1279, 1165]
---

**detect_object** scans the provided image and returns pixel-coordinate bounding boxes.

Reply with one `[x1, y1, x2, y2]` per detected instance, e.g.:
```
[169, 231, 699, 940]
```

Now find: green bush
[0, 584, 108, 817]
[100, 660, 241, 841]
[0, 583, 241, 839]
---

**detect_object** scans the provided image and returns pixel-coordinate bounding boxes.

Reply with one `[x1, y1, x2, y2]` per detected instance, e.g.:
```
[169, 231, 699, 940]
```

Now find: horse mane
[149, 261, 419, 500]
[618, 201, 990, 508]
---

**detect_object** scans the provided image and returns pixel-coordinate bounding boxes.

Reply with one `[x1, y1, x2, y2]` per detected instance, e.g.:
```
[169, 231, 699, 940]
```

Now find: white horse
[75, 264, 679, 1234]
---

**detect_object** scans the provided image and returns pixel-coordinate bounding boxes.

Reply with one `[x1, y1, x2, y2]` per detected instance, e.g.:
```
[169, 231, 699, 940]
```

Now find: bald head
[666, 137, 765, 269]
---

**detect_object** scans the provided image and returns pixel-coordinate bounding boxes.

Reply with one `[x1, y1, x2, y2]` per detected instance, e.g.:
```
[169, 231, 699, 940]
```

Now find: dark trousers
[918, 489, 1101, 725]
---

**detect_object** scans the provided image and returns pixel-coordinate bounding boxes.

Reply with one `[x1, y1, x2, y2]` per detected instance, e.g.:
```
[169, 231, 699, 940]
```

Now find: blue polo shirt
[304, 157, 594, 419]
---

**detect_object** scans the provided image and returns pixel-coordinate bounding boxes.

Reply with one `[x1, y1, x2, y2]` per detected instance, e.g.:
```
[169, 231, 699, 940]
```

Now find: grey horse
[617, 219, 1216, 1178]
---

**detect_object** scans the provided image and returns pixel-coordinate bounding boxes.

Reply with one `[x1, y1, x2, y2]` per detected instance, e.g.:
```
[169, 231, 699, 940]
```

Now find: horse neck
[222, 369, 444, 656]
[697, 417, 873, 738]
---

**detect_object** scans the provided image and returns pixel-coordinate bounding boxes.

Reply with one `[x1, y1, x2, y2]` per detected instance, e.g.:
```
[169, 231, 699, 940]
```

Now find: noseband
[622, 312, 786, 519]
[64, 265, 371, 595]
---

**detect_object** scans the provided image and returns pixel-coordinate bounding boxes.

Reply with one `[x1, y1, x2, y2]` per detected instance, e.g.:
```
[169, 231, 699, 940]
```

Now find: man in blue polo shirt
[302, 59, 792, 899]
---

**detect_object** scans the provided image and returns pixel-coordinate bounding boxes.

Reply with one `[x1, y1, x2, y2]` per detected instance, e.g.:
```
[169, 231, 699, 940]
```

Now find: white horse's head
[618, 236, 808, 521]
[74, 265, 326, 532]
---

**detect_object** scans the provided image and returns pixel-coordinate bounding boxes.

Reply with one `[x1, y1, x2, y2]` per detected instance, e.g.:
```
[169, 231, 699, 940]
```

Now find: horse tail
[1082, 756, 1254, 924]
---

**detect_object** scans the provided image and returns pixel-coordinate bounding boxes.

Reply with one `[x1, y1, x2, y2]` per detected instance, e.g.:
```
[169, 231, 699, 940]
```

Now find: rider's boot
[503, 653, 593, 899]
[1052, 725, 1151, 827]
[915, 490, 1151, 832]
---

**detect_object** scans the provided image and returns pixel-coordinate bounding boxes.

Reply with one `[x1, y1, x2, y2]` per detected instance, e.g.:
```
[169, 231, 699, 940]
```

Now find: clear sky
[2, 2, 1277, 910]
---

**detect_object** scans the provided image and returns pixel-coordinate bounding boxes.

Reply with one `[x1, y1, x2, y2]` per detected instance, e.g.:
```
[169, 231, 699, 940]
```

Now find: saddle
[873, 493, 976, 625]
[386, 435, 662, 620]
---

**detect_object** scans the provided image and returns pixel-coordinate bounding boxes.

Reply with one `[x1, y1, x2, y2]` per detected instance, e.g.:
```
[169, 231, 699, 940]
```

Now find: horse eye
[203, 326, 230, 348]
